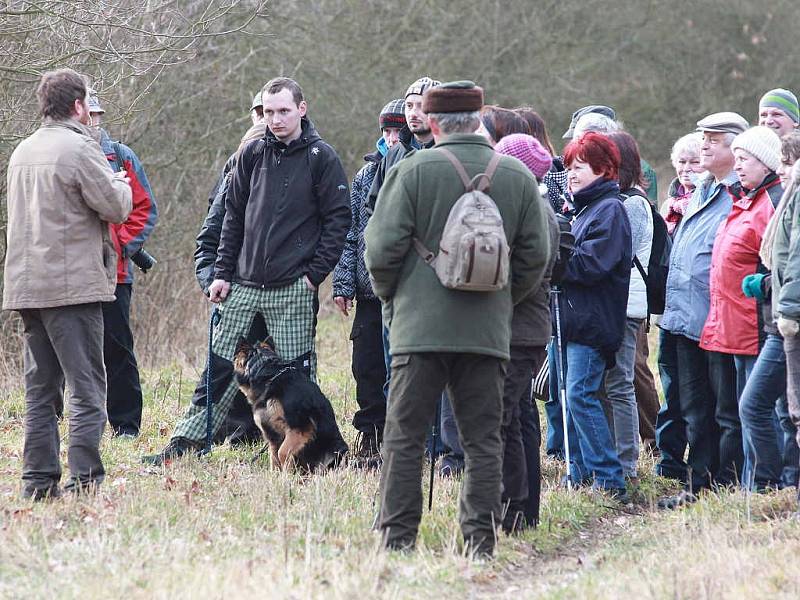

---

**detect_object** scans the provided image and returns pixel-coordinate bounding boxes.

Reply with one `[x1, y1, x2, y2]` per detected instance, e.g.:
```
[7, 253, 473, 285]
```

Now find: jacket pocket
[102, 227, 117, 288]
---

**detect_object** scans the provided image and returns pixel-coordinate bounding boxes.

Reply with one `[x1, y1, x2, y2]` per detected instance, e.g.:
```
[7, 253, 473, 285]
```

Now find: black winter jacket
[215, 118, 350, 288]
[195, 153, 236, 293]
[366, 125, 432, 213]
[511, 203, 560, 347]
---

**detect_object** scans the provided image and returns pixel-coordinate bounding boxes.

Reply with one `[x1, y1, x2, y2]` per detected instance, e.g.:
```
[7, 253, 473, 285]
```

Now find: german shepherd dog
[233, 338, 348, 472]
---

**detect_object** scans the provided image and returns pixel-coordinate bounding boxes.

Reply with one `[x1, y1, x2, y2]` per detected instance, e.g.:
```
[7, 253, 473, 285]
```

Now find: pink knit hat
[494, 133, 553, 180]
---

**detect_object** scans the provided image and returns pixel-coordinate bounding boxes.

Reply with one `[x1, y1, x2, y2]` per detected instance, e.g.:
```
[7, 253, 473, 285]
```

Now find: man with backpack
[365, 81, 550, 556]
[144, 77, 350, 464]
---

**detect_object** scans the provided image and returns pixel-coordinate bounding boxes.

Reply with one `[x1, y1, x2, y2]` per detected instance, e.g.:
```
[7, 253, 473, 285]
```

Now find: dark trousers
[708, 350, 743, 487]
[102, 284, 143, 435]
[500, 348, 536, 517]
[655, 329, 688, 481]
[503, 346, 546, 527]
[634, 322, 660, 449]
[350, 298, 387, 436]
[675, 335, 719, 491]
[378, 352, 505, 552]
[19, 304, 107, 495]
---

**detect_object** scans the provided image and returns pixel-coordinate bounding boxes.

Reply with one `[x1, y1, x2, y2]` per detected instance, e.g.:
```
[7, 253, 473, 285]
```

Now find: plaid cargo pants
[172, 279, 316, 443]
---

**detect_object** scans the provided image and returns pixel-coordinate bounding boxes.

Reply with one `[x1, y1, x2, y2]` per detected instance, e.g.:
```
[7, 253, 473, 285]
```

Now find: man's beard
[410, 124, 431, 137]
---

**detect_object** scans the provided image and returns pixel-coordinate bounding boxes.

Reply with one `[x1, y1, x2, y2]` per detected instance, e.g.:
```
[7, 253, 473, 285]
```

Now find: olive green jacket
[364, 133, 550, 360]
[774, 184, 800, 320]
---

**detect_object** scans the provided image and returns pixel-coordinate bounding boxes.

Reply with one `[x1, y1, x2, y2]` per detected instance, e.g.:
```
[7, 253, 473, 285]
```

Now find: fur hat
[379, 98, 406, 131]
[422, 80, 484, 114]
[759, 88, 799, 124]
[495, 134, 553, 180]
[731, 126, 782, 172]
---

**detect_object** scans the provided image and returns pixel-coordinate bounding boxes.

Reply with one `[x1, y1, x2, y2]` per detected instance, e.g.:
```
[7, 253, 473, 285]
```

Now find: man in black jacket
[144, 78, 350, 463]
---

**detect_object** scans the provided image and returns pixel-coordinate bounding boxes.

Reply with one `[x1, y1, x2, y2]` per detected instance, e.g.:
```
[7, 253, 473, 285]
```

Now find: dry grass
[0, 314, 798, 599]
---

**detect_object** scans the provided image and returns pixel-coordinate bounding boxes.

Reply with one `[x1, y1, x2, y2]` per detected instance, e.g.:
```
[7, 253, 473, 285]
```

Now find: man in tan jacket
[3, 68, 132, 500]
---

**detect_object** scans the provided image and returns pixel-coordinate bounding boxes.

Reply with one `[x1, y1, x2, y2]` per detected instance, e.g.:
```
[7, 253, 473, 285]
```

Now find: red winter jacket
[700, 177, 782, 355]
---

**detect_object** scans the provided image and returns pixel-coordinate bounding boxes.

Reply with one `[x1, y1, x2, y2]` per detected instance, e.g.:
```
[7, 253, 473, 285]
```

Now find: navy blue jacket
[559, 178, 632, 364]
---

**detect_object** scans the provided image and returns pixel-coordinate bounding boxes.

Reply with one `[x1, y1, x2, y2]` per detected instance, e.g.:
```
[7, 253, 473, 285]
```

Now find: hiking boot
[439, 453, 465, 478]
[657, 489, 698, 510]
[608, 487, 632, 505]
[350, 430, 382, 469]
[22, 484, 61, 502]
[141, 437, 200, 466]
[502, 500, 530, 535]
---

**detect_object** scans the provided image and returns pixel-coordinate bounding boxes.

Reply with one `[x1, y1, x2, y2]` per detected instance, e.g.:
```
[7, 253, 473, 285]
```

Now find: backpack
[413, 148, 510, 292]
[624, 192, 672, 316]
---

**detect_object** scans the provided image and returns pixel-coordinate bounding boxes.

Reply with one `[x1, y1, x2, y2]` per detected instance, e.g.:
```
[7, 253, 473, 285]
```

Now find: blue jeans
[655, 328, 688, 482]
[555, 342, 625, 489]
[739, 334, 785, 490]
[603, 318, 641, 477]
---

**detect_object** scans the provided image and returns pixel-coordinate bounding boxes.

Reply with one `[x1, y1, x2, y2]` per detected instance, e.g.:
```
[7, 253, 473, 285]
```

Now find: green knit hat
[759, 88, 799, 124]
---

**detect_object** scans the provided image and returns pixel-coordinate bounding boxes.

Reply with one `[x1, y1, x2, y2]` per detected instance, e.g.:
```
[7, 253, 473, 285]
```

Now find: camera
[130, 248, 157, 273]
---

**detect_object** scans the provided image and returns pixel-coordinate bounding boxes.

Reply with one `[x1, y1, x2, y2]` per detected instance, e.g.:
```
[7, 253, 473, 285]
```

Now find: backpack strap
[632, 255, 651, 332]
[436, 147, 502, 193]
[413, 149, 502, 265]
[436, 147, 474, 190]
[111, 141, 125, 173]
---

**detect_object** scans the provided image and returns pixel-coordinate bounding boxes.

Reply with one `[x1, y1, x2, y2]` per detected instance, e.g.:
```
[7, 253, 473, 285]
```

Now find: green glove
[741, 273, 766, 301]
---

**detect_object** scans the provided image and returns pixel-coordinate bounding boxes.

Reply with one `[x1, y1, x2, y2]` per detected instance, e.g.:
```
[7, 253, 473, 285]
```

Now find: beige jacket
[3, 118, 132, 310]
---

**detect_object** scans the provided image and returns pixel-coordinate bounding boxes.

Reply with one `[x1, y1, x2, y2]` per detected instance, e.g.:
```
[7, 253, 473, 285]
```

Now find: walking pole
[202, 307, 220, 456]
[428, 397, 442, 511]
[552, 286, 572, 490]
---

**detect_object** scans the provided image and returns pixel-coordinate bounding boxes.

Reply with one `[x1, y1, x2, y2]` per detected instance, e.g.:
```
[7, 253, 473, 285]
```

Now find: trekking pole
[428, 396, 442, 511]
[552, 286, 572, 490]
[201, 307, 221, 456]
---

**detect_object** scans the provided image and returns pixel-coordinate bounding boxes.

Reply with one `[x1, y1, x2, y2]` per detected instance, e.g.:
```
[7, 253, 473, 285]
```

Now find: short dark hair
[480, 105, 530, 143]
[262, 77, 304, 106]
[514, 107, 556, 156]
[608, 131, 645, 191]
[36, 68, 87, 120]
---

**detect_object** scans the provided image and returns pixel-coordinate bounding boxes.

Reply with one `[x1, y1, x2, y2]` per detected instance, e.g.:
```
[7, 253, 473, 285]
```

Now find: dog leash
[201, 307, 221, 456]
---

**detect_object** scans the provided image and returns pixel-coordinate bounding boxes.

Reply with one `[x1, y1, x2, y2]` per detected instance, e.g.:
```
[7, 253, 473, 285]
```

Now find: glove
[778, 316, 800, 338]
[741, 273, 766, 301]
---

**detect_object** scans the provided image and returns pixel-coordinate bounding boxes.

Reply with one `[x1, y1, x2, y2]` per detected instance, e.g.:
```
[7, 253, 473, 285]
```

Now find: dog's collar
[267, 365, 296, 386]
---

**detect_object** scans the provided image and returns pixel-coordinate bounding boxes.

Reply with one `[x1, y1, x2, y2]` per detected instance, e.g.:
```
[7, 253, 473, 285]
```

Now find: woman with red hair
[550, 131, 631, 498]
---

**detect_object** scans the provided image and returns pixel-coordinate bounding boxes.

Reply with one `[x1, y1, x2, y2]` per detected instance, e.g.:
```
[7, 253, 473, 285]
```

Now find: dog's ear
[262, 335, 276, 351]
[235, 337, 253, 356]
[233, 337, 252, 377]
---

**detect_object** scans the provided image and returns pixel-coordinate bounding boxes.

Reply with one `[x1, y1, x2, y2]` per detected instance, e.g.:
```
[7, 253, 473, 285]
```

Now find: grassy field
[1, 315, 799, 599]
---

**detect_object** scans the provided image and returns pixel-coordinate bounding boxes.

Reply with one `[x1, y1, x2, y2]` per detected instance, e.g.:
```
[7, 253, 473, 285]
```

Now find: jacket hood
[572, 178, 620, 212]
[43, 116, 101, 144]
[265, 116, 320, 152]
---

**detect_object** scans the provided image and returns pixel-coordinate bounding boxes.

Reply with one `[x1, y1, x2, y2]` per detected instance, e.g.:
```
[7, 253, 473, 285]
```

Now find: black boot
[141, 437, 200, 466]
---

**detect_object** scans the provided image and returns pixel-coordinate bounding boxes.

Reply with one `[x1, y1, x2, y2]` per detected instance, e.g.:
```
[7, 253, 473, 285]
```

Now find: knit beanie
[759, 88, 800, 124]
[731, 126, 782, 172]
[495, 133, 553, 180]
[405, 76, 441, 99]
[379, 98, 406, 131]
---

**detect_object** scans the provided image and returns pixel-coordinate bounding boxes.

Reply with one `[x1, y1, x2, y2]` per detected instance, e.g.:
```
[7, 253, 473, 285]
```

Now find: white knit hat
[731, 126, 782, 172]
